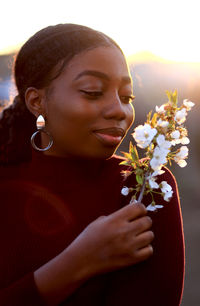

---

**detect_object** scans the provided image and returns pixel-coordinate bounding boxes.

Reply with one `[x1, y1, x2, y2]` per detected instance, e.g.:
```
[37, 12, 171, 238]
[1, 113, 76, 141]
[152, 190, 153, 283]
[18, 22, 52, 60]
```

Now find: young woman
[0, 24, 184, 305]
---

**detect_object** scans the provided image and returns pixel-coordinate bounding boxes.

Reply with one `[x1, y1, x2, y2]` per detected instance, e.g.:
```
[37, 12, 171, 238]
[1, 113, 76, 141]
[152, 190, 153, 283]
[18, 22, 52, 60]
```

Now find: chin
[90, 146, 118, 160]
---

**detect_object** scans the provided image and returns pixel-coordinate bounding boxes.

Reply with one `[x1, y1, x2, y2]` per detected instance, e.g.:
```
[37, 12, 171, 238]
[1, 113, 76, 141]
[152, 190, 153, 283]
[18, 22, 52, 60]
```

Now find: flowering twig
[136, 172, 149, 203]
[120, 90, 195, 211]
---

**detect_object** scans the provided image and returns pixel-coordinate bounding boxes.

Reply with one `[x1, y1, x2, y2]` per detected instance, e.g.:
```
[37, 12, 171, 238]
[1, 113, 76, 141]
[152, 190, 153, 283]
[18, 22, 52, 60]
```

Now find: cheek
[47, 94, 81, 126]
[126, 104, 135, 128]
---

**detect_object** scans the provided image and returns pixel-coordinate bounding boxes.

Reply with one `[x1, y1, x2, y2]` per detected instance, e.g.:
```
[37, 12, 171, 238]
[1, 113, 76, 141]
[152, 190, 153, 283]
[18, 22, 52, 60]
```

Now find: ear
[25, 87, 46, 118]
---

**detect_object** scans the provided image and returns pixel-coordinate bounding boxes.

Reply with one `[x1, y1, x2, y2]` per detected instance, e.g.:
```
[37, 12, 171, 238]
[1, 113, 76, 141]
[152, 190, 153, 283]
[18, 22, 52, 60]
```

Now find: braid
[0, 96, 35, 165]
[0, 23, 123, 166]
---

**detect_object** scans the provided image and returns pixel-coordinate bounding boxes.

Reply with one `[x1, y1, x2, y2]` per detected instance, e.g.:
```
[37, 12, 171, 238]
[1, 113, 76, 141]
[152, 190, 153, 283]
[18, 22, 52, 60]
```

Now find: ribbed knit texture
[0, 152, 184, 305]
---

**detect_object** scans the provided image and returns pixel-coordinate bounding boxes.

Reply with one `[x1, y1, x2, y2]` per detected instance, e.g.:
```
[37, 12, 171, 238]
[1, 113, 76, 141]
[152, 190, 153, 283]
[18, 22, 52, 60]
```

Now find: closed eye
[80, 90, 103, 98]
[80, 90, 135, 104]
[120, 95, 135, 104]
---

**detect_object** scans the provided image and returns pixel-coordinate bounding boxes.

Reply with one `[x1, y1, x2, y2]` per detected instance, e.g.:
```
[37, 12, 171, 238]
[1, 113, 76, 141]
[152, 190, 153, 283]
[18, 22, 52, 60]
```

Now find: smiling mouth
[93, 127, 125, 146]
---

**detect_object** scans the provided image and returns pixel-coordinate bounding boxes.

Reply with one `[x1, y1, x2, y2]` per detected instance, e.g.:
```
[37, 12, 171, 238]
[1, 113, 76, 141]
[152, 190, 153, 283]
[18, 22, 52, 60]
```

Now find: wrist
[34, 245, 92, 305]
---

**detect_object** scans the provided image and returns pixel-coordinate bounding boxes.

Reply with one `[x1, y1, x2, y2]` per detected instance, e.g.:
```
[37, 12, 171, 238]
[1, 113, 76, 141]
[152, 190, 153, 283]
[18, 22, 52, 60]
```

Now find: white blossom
[147, 169, 165, 189]
[180, 137, 190, 145]
[155, 104, 165, 114]
[160, 181, 172, 193]
[163, 190, 173, 201]
[171, 130, 180, 139]
[183, 99, 195, 111]
[157, 119, 169, 129]
[171, 130, 181, 146]
[171, 139, 179, 146]
[122, 90, 194, 209]
[121, 186, 129, 196]
[150, 146, 168, 171]
[174, 146, 189, 167]
[160, 181, 173, 202]
[156, 134, 171, 151]
[146, 204, 164, 211]
[171, 130, 190, 146]
[174, 146, 189, 160]
[175, 108, 187, 125]
[148, 177, 159, 189]
[177, 160, 187, 167]
[132, 124, 157, 149]
[151, 169, 165, 177]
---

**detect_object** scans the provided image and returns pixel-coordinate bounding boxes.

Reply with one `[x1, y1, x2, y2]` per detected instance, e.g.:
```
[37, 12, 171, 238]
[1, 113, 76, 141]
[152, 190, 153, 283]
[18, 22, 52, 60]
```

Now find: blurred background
[1, 0, 200, 304]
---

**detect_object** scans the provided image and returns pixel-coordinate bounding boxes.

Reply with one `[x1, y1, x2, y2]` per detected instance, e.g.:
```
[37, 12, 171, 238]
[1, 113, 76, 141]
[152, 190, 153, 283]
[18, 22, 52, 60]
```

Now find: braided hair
[0, 23, 123, 165]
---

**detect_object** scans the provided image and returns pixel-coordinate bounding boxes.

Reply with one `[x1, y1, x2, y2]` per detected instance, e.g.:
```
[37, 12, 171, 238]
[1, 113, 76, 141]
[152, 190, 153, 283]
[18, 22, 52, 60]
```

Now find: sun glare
[1, 0, 200, 63]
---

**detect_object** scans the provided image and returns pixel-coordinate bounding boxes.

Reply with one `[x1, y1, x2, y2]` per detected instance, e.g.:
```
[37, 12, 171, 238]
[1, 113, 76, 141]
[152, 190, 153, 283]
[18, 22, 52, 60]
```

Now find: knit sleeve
[103, 167, 185, 306]
[0, 272, 46, 306]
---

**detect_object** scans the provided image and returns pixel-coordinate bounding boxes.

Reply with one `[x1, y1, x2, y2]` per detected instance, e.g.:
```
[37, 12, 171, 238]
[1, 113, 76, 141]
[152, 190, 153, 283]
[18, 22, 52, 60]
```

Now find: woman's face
[43, 46, 135, 159]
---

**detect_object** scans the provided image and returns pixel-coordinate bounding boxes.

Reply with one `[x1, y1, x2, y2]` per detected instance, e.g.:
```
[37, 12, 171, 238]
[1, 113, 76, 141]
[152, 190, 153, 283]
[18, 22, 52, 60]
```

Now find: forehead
[63, 46, 131, 82]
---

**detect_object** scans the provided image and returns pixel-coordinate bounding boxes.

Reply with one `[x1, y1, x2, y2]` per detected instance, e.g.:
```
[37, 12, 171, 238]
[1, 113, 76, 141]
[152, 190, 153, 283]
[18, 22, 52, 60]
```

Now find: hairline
[45, 44, 125, 98]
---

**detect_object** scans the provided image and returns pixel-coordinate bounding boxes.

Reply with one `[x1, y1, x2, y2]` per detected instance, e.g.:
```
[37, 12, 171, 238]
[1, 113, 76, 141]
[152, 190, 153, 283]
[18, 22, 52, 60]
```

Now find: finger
[110, 203, 147, 222]
[128, 216, 153, 235]
[134, 231, 154, 249]
[96, 215, 106, 221]
[135, 244, 154, 262]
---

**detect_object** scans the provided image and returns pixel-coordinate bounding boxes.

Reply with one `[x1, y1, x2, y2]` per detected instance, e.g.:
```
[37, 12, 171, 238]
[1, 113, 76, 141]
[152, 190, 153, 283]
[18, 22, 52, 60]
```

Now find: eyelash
[80, 90, 135, 104]
[120, 95, 135, 104]
[80, 90, 103, 98]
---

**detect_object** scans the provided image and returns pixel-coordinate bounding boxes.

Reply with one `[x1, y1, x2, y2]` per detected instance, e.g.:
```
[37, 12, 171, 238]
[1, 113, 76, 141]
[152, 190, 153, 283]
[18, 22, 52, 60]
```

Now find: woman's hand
[68, 203, 154, 277]
[34, 203, 153, 305]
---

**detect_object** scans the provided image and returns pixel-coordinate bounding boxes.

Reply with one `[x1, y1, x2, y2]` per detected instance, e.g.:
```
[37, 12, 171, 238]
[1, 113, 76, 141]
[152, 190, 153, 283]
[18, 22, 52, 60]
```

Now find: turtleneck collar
[26, 150, 122, 183]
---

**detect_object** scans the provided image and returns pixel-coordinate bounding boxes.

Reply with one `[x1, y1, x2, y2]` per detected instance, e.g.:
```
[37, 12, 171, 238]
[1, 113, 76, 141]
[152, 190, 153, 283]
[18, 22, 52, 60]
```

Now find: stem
[138, 171, 150, 203]
[129, 172, 149, 205]
[129, 171, 150, 205]
[137, 177, 146, 203]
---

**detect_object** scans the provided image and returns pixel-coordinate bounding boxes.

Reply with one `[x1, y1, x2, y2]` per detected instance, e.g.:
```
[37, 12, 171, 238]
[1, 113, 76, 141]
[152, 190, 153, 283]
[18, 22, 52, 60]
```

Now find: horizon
[1, 0, 200, 63]
[1, 49, 200, 66]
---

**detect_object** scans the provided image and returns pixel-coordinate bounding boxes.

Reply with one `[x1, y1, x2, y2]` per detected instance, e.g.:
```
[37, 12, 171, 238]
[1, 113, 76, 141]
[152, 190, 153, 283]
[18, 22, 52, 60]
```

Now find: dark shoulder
[107, 154, 130, 173]
[105, 155, 137, 189]
[0, 161, 29, 181]
[0, 164, 17, 179]
[109, 154, 125, 165]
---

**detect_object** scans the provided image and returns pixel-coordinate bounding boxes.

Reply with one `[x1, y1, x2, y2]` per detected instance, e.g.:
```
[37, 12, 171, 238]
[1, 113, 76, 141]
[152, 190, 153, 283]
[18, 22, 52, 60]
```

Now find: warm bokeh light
[1, 0, 200, 62]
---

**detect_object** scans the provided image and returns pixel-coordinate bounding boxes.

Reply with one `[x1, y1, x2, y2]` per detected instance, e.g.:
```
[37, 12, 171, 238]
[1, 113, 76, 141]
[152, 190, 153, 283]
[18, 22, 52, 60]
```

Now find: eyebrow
[74, 70, 132, 84]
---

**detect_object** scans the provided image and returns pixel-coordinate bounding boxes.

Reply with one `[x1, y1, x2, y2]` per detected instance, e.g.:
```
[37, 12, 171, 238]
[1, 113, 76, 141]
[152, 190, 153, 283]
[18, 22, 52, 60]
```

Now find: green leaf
[124, 152, 133, 160]
[151, 113, 158, 127]
[165, 90, 171, 101]
[136, 174, 144, 185]
[135, 168, 143, 175]
[133, 145, 139, 159]
[165, 89, 178, 106]
[129, 141, 134, 153]
[121, 151, 132, 161]
[131, 162, 137, 169]
[146, 111, 152, 123]
[172, 89, 178, 100]
[119, 160, 130, 166]
[130, 145, 139, 161]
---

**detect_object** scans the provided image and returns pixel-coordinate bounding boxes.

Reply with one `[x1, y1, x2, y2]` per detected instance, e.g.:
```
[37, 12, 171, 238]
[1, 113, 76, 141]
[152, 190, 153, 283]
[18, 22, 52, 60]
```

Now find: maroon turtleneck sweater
[0, 152, 185, 305]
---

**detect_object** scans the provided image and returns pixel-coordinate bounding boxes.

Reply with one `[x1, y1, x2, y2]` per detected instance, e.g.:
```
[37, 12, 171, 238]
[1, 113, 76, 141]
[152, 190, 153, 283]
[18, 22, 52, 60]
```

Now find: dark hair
[0, 23, 123, 165]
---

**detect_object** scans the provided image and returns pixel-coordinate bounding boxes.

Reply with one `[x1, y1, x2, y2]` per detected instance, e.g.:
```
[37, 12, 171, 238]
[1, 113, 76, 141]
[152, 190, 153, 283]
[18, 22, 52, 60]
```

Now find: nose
[102, 94, 126, 121]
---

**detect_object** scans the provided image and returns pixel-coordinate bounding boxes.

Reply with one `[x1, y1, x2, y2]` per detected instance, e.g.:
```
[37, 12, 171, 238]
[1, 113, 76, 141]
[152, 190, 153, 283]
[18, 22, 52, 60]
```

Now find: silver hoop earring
[31, 115, 53, 151]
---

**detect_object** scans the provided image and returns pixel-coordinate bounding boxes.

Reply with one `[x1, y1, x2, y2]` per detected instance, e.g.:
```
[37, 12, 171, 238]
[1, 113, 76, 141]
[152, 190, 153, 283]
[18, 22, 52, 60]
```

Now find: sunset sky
[1, 0, 200, 62]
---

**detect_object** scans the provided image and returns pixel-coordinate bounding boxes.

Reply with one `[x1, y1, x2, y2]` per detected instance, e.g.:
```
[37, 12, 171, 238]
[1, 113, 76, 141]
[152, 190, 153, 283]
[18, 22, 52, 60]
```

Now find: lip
[93, 127, 125, 146]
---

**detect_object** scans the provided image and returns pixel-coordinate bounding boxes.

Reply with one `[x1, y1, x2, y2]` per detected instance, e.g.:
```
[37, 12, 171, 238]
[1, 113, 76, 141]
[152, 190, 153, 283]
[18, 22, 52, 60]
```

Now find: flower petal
[121, 186, 129, 196]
